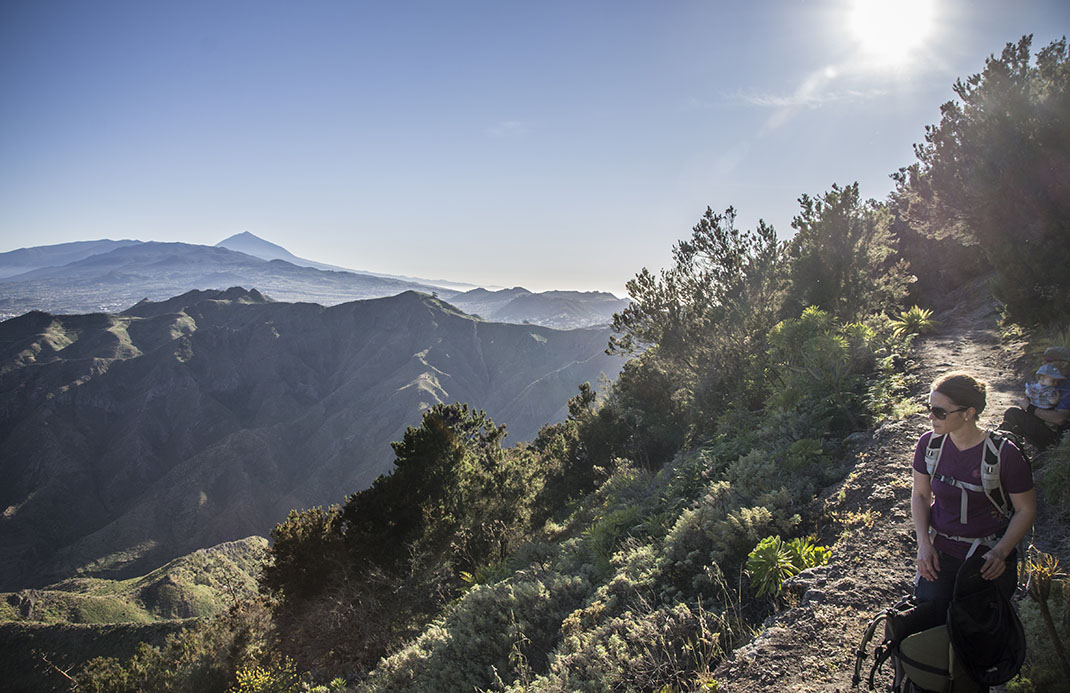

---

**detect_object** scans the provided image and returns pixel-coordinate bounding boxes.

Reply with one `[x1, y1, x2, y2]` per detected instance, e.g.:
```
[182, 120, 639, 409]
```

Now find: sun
[847, 0, 935, 66]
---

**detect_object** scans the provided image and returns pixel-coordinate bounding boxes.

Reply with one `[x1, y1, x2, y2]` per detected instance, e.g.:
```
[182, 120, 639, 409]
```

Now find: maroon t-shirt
[912, 431, 1033, 558]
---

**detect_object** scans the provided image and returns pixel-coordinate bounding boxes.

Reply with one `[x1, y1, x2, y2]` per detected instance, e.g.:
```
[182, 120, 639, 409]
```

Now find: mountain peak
[216, 232, 294, 261]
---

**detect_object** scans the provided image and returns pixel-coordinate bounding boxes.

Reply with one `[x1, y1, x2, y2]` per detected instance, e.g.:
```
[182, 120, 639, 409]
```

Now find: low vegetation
[1, 538, 266, 627]
[58, 34, 1070, 692]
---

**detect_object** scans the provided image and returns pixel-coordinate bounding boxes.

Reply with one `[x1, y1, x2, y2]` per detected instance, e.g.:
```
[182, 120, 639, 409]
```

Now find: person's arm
[980, 488, 1037, 580]
[1032, 406, 1069, 426]
[912, 469, 939, 581]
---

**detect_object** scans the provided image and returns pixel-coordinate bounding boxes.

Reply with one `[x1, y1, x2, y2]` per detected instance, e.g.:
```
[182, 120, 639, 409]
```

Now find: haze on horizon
[1, 0, 1067, 295]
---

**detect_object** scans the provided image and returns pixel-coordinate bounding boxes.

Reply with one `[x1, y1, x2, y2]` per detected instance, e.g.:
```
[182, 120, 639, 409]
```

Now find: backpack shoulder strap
[925, 433, 947, 478]
[981, 431, 1011, 519]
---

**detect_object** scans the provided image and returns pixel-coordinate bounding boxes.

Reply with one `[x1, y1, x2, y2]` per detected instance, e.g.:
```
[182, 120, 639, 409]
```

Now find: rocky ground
[713, 286, 1069, 692]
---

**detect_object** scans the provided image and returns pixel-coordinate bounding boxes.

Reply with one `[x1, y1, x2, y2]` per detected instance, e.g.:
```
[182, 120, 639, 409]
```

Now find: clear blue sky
[1, 1, 1067, 295]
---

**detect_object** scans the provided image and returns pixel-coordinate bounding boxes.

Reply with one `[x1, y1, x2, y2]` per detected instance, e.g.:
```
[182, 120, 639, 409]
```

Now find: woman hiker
[912, 371, 1036, 608]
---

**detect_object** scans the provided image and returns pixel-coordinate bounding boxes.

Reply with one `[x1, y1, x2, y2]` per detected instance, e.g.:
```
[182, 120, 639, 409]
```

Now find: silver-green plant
[745, 535, 831, 598]
[889, 305, 938, 338]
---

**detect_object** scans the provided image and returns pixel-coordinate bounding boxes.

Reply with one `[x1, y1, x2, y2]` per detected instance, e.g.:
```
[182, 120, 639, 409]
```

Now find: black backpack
[853, 595, 963, 691]
[853, 557, 1025, 692]
[947, 555, 1027, 686]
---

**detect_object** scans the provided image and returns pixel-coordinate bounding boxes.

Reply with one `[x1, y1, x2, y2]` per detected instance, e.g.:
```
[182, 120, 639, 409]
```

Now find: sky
[1, 1, 1067, 296]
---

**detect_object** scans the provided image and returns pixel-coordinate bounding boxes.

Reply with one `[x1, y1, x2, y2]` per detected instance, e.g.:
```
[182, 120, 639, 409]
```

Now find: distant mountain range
[448, 287, 630, 329]
[0, 288, 623, 591]
[0, 234, 628, 329]
[0, 239, 447, 318]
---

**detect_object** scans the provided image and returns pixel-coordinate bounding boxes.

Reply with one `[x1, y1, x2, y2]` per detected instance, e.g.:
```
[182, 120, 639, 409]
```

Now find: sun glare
[848, 0, 935, 66]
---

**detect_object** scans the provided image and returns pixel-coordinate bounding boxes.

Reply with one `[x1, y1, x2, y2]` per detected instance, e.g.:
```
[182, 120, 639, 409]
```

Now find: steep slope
[0, 289, 622, 590]
[713, 285, 1062, 691]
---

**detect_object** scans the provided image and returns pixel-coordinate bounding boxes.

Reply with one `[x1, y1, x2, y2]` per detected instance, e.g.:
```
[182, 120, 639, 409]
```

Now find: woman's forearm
[911, 493, 932, 547]
[994, 507, 1036, 558]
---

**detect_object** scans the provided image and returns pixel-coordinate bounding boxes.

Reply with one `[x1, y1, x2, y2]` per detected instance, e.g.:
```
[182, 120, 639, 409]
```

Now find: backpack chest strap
[931, 472, 984, 524]
[925, 432, 1012, 524]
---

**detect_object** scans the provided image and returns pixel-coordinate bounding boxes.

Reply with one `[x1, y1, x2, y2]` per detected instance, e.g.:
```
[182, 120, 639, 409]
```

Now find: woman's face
[928, 390, 971, 436]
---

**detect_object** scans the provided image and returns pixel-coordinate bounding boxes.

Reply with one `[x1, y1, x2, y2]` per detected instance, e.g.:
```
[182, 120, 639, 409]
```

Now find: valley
[0, 287, 622, 592]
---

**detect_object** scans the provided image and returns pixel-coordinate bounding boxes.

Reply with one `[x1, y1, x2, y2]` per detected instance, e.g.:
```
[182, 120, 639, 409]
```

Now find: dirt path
[712, 285, 1060, 692]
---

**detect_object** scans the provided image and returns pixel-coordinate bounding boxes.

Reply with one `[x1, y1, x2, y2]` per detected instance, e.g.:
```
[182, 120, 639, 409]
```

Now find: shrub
[765, 307, 879, 431]
[76, 599, 277, 693]
[745, 536, 798, 598]
[786, 184, 913, 323]
[745, 535, 831, 598]
[1013, 549, 1070, 691]
[227, 659, 304, 693]
[1036, 436, 1070, 520]
[362, 570, 591, 692]
[535, 599, 733, 692]
[586, 504, 647, 577]
[261, 506, 344, 604]
[889, 305, 937, 338]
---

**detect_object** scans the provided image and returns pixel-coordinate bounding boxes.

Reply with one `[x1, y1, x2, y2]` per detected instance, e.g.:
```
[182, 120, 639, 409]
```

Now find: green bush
[745, 535, 831, 598]
[765, 307, 877, 430]
[76, 599, 277, 693]
[746, 536, 799, 598]
[889, 305, 937, 338]
[586, 504, 647, 577]
[261, 505, 344, 604]
[363, 571, 591, 692]
[1013, 550, 1070, 693]
[1037, 436, 1070, 520]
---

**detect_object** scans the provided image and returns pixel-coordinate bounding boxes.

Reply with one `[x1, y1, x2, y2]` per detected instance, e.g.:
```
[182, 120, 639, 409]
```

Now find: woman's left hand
[981, 546, 1008, 580]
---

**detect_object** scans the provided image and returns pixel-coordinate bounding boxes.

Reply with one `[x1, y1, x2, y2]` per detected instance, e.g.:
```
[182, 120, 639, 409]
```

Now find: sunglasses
[925, 404, 967, 420]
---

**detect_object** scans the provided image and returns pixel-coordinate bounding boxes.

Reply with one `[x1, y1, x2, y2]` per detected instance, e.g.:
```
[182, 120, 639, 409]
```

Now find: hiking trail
[713, 285, 1068, 691]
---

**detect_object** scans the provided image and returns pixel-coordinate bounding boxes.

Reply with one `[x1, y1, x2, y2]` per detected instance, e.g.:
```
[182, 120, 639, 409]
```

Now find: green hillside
[0, 537, 266, 625]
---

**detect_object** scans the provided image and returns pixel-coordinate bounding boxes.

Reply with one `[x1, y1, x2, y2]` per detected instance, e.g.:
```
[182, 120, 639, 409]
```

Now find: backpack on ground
[852, 595, 980, 692]
[852, 557, 1026, 691]
[947, 555, 1027, 686]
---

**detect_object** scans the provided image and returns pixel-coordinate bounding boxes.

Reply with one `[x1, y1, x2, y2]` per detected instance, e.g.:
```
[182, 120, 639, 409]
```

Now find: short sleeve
[1000, 439, 1034, 495]
[912, 432, 933, 475]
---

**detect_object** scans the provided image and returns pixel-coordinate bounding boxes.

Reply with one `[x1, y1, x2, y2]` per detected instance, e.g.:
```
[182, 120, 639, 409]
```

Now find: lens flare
[848, 0, 935, 66]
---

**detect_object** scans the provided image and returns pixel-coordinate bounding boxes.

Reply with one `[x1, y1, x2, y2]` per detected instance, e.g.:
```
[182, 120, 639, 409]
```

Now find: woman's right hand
[916, 542, 940, 582]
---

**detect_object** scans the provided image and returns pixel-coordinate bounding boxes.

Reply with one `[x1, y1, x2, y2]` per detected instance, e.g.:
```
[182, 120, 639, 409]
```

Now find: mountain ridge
[0, 234, 627, 328]
[0, 241, 452, 318]
[0, 240, 143, 279]
[0, 288, 622, 591]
